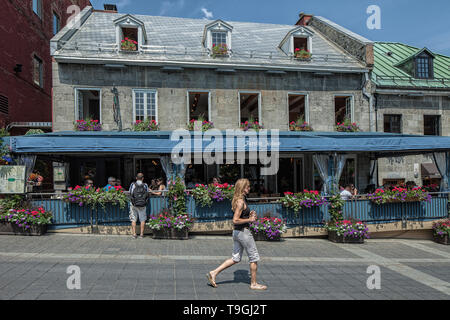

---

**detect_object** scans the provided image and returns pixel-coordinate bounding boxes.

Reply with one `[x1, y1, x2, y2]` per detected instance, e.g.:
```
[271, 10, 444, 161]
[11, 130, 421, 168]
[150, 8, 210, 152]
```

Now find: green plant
[146, 209, 194, 231]
[289, 116, 313, 131]
[0, 195, 25, 213]
[294, 48, 311, 60]
[324, 219, 369, 238]
[279, 190, 327, 213]
[167, 176, 186, 215]
[240, 117, 263, 131]
[335, 118, 360, 132]
[63, 185, 128, 209]
[249, 217, 287, 240]
[25, 129, 45, 135]
[190, 183, 235, 207]
[0, 128, 10, 159]
[211, 43, 228, 57]
[328, 194, 344, 223]
[121, 37, 137, 51]
[432, 220, 450, 237]
[368, 186, 431, 205]
[187, 115, 214, 131]
[133, 119, 159, 131]
[0, 207, 52, 226]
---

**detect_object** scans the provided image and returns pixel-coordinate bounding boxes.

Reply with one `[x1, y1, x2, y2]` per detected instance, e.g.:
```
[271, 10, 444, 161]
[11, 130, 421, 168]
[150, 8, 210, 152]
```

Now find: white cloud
[201, 7, 213, 20]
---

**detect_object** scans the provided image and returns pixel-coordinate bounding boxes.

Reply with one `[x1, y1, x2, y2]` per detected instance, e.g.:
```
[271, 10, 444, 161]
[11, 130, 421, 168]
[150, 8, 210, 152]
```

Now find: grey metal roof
[53, 10, 367, 72]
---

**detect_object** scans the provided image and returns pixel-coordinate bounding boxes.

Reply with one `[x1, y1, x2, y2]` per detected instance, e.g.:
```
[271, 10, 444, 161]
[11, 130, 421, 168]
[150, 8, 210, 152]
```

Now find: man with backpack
[129, 173, 150, 238]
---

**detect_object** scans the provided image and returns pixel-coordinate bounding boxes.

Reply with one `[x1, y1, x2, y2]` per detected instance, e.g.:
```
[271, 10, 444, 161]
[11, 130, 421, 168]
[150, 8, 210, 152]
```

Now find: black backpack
[131, 183, 149, 207]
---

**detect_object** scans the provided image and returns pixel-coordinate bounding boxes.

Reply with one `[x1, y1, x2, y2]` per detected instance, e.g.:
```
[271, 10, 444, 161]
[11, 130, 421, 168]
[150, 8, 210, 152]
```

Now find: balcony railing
[55, 41, 358, 64]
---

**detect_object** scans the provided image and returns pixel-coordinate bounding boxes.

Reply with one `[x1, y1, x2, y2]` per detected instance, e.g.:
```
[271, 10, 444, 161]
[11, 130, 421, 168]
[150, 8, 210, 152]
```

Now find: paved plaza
[0, 233, 449, 300]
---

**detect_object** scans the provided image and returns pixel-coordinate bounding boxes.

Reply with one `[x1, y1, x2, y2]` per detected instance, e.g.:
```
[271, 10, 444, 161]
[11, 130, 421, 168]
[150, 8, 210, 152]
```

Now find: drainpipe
[362, 72, 374, 132]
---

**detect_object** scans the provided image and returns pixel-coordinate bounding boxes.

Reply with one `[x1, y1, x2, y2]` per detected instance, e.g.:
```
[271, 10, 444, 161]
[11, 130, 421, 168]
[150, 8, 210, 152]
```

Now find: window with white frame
[188, 91, 209, 121]
[75, 89, 101, 121]
[212, 31, 227, 47]
[133, 90, 157, 122]
[239, 92, 261, 124]
[335, 95, 353, 124]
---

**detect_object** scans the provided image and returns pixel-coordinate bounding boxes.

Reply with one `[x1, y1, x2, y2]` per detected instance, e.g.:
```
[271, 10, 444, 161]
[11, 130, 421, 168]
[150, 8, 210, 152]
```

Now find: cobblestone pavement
[0, 234, 449, 300]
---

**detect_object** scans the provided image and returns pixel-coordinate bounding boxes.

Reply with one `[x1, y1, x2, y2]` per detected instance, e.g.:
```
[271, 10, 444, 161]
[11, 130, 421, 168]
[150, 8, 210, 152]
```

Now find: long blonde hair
[232, 178, 250, 212]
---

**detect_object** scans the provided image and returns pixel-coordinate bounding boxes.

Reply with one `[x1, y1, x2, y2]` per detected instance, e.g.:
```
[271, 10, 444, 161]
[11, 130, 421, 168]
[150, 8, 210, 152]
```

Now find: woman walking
[206, 178, 267, 290]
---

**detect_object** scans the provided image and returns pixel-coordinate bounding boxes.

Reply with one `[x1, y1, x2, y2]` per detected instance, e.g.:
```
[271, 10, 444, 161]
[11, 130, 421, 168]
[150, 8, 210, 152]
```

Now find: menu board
[0, 166, 26, 194]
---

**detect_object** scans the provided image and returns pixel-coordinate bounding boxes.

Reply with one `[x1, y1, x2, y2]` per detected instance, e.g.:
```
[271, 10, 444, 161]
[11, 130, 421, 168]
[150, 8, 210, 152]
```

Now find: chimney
[296, 12, 313, 26]
[103, 4, 118, 12]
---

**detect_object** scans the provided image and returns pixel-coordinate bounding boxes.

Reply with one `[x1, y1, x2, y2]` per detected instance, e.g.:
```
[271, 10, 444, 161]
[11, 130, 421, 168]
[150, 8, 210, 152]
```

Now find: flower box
[211, 44, 229, 58]
[152, 228, 189, 240]
[433, 233, 449, 245]
[251, 230, 281, 241]
[0, 221, 13, 234]
[328, 230, 364, 244]
[1, 221, 48, 236]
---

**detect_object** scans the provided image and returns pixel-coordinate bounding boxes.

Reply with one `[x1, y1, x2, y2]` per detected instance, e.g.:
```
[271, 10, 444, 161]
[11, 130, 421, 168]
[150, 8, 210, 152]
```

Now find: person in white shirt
[340, 184, 353, 200]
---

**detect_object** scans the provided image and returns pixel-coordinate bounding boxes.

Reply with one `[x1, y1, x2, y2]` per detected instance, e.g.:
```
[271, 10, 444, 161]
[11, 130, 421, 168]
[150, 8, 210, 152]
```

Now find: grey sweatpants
[231, 228, 260, 263]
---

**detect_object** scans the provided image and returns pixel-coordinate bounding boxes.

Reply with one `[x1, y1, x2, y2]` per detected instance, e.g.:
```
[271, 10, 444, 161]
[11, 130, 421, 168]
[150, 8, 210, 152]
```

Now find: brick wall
[0, 0, 90, 133]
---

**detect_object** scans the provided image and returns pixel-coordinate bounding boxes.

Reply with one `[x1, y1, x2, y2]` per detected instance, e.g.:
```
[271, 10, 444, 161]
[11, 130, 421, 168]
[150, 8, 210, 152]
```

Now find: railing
[56, 41, 357, 64]
[374, 75, 450, 87]
[28, 192, 449, 231]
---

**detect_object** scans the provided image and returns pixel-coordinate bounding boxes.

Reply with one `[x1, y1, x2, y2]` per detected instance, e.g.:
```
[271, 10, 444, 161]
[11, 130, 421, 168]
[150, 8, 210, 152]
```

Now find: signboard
[0, 166, 26, 194]
[53, 166, 66, 182]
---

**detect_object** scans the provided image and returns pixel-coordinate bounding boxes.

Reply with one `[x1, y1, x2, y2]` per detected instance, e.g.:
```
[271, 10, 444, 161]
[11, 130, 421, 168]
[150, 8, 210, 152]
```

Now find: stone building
[371, 42, 450, 188]
[50, 7, 377, 191]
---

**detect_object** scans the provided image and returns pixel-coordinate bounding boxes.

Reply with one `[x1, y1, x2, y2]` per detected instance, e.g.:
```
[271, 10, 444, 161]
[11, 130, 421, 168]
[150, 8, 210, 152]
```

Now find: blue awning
[5, 130, 450, 155]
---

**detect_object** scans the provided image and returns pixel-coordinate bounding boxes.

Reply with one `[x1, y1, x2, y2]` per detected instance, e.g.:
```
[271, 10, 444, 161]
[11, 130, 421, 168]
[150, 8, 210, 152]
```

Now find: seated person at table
[103, 177, 116, 191]
[340, 184, 353, 200]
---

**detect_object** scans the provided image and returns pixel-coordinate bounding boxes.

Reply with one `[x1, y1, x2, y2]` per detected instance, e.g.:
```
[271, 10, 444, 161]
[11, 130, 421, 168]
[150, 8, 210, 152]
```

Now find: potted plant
[249, 217, 287, 241]
[147, 210, 194, 240]
[325, 219, 369, 243]
[279, 190, 327, 214]
[190, 183, 234, 207]
[335, 118, 360, 132]
[0, 207, 52, 236]
[121, 37, 138, 51]
[368, 186, 431, 205]
[187, 116, 214, 132]
[240, 117, 263, 131]
[294, 48, 312, 61]
[133, 119, 160, 131]
[95, 186, 129, 210]
[63, 185, 96, 208]
[74, 119, 102, 131]
[289, 116, 313, 131]
[432, 220, 450, 245]
[211, 43, 228, 58]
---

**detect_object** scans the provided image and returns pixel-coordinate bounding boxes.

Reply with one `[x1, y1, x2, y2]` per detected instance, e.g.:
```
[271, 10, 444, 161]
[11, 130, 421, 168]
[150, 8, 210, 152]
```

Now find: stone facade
[52, 62, 370, 132]
[376, 94, 450, 185]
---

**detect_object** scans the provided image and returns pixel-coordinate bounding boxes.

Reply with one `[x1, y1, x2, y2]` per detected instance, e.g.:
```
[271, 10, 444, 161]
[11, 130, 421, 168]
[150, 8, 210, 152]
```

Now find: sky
[89, 0, 450, 56]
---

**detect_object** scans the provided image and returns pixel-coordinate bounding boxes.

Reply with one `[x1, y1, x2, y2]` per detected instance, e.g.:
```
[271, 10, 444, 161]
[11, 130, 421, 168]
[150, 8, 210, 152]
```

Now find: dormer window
[203, 20, 233, 57]
[279, 26, 314, 59]
[416, 55, 432, 79]
[394, 48, 435, 80]
[114, 14, 147, 52]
